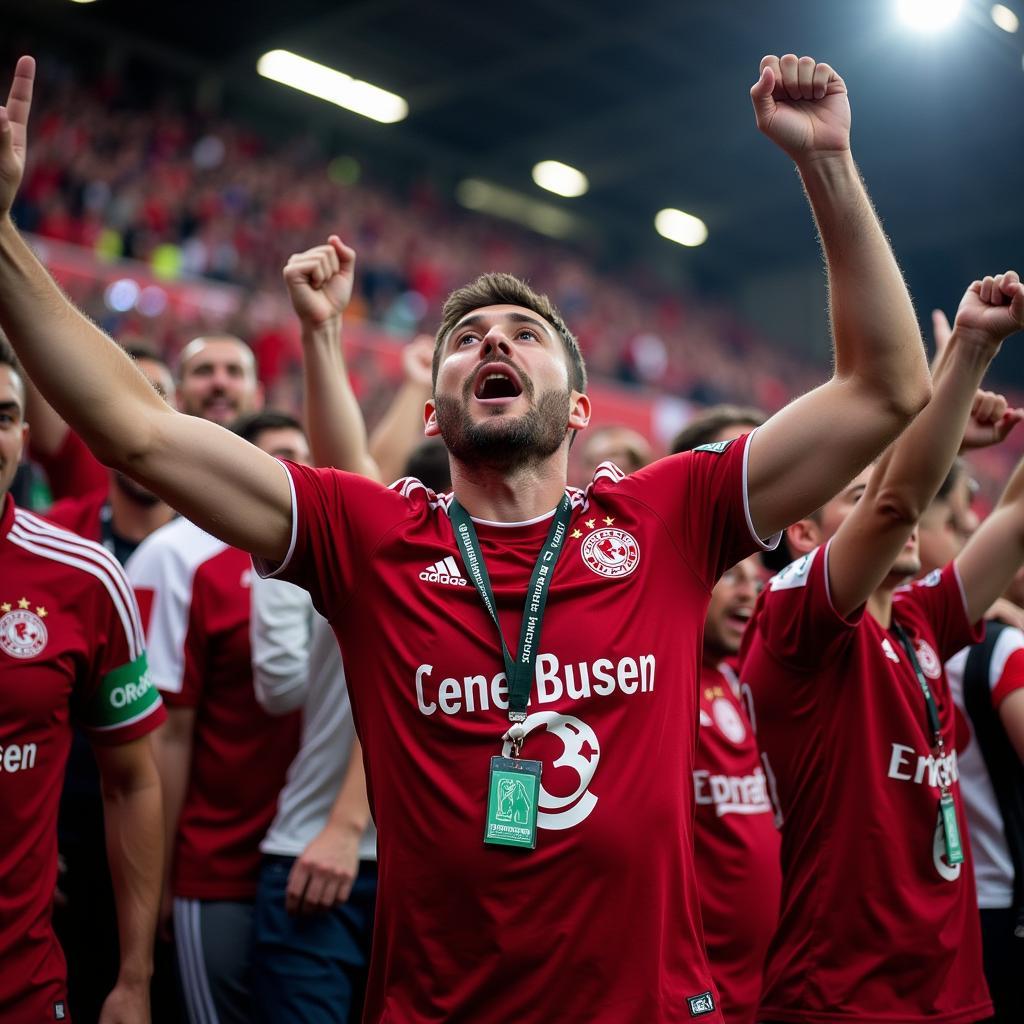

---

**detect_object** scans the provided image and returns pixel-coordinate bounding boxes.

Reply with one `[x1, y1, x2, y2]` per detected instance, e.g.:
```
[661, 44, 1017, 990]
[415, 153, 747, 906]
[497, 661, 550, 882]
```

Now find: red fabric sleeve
[751, 540, 864, 673]
[992, 648, 1024, 709]
[33, 429, 108, 502]
[622, 432, 778, 589]
[255, 461, 417, 621]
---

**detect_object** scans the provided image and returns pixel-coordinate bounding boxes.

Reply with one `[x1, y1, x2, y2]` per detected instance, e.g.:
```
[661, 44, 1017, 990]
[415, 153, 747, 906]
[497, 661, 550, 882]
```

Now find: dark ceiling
[6, 0, 1024, 377]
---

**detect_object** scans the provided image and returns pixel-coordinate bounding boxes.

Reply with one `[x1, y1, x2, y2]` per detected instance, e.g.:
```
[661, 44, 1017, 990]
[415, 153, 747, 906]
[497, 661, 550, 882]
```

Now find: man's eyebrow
[450, 311, 554, 339]
[0, 400, 22, 417]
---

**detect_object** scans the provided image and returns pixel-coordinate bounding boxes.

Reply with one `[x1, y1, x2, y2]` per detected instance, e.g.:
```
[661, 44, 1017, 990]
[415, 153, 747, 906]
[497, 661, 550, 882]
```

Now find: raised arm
[369, 335, 435, 484]
[283, 237, 380, 479]
[0, 57, 290, 559]
[826, 273, 1023, 617]
[744, 54, 931, 539]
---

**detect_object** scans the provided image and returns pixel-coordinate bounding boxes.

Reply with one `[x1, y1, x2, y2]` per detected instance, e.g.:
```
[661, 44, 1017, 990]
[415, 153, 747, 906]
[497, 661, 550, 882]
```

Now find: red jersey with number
[694, 657, 780, 1024]
[738, 543, 991, 1023]
[126, 517, 300, 900]
[32, 428, 108, 502]
[0, 496, 164, 1024]
[257, 432, 777, 1024]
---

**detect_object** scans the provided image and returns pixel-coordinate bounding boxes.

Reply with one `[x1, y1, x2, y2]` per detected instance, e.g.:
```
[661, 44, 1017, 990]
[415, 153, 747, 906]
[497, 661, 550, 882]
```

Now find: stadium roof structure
[7, 0, 1024, 375]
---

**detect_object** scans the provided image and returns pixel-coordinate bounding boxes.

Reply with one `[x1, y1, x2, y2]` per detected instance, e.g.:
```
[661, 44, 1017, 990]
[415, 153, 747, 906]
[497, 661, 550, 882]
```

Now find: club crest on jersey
[915, 639, 942, 680]
[581, 528, 640, 579]
[712, 697, 747, 744]
[0, 606, 48, 659]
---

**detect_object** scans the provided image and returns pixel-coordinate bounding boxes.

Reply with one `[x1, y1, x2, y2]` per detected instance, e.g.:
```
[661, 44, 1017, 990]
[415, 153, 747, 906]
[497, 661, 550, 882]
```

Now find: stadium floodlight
[991, 3, 1020, 31]
[456, 178, 580, 239]
[654, 208, 708, 248]
[531, 160, 589, 198]
[256, 49, 407, 124]
[897, 0, 964, 32]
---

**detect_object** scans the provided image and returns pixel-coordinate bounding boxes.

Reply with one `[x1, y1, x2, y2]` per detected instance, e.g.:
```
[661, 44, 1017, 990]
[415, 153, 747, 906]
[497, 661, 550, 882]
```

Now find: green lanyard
[891, 622, 943, 748]
[448, 496, 572, 725]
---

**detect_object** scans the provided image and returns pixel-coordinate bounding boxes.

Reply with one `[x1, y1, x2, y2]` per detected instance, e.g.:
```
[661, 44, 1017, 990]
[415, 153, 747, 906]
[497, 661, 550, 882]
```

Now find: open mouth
[473, 363, 524, 403]
[726, 607, 752, 630]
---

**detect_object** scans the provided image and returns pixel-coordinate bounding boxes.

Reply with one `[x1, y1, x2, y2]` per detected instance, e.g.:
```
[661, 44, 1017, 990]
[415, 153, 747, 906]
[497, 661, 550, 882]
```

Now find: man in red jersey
[740, 272, 1024, 1024]
[0, 53, 935, 1023]
[127, 410, 308, 1024]
[674, 411, 779, 1024]
[0, 335, 165, 1023]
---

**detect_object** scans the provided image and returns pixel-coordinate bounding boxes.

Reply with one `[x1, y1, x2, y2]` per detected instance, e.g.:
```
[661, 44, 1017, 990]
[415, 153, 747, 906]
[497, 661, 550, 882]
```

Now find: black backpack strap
[963, 621, 1024, 934]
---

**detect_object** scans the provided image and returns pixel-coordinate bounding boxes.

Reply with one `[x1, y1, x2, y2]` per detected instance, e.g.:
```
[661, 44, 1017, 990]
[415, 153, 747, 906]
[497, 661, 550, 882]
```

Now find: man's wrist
[115, 962, 153, 988]
[300, 316, 342, 346]
[322, 815, 367, 840]
[795, 148, 857, 187]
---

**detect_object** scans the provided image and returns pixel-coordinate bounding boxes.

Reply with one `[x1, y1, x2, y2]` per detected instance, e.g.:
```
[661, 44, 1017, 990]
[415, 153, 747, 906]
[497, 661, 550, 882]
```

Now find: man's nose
[480, 326, 512, 358]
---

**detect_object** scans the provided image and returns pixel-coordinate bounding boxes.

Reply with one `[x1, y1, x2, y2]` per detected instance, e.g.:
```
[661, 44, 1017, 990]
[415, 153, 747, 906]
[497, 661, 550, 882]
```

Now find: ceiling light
[456, 179, 580, 239]
[531, 160, 589, 198]
[991, 3, 1020, 31]
[897, 0, 964, 32]
[256, 49, 407, 124]
[654, 208, 708, 248]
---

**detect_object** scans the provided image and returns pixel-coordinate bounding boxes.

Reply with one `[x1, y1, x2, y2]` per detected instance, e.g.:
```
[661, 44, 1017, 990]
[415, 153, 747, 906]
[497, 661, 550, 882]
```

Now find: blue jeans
[252, 855, 376, 1024]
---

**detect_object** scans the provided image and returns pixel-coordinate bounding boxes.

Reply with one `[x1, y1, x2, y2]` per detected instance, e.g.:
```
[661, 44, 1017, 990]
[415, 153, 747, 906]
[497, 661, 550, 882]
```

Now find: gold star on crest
[603, 516, 615, 526]
[0, 602, 10, 613]
[36, 606, 47, 618]
[17, 597, 30, 610]
[585, 518, 596, 529]
[570, 528, 582, 539]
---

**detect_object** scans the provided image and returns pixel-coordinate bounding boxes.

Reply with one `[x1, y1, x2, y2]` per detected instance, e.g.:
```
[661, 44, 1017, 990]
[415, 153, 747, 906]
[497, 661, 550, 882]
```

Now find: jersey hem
[253, 460, 299, 580]
[85, 702, 167, 745]
[757, 1000, 994, 1024]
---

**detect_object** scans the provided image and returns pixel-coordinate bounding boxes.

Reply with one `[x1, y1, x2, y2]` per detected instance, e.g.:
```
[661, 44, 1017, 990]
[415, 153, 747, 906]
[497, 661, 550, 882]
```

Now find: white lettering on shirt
[413, 652, 656, 717]
[887, 742, 959, 788]
[693, 767, 771, 816]
[0, 741, 38, 773]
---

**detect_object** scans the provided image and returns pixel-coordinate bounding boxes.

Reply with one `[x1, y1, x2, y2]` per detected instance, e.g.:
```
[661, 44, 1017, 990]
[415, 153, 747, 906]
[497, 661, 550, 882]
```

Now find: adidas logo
[420, 556, 468, 587]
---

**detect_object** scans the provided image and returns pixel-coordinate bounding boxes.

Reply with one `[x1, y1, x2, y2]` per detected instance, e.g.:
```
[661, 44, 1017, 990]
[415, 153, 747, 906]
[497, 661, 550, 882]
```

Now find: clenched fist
[282, 235, 356, 328]
[750, 54, 850, 163]
[954, 271, 1024, 351]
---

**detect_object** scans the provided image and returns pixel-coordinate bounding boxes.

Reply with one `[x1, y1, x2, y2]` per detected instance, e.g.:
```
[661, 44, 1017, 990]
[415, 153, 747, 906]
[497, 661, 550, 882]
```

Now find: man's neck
[866, 573, 913, 629]
[449, 454, 569, 524]
[109, 484, 175, 543]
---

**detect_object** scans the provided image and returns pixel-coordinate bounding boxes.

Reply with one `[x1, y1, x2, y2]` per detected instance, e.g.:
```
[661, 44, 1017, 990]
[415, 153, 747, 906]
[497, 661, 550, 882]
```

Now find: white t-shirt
[946, 625, 1024, 910]
[250, 573, 376, 862]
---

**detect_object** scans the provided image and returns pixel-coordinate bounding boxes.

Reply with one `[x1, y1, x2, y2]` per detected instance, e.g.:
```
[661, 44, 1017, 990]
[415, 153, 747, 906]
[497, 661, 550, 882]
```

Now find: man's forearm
[800, 153, 928, 416]
[325, 738, 371, 837]
[0, 218, 166, 464]
[870, 336, 995, 520]
[301, 319, 378, 478]
[101, 762, 163, 984]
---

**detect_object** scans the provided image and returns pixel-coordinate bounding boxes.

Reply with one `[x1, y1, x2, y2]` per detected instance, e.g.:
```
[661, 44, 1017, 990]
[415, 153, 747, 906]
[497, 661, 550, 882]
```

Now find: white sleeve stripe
[741, 428, 782, 553]
[989, 627, 1024, 691]
[14, 511, 143, 646]
[8, 533, 143, 660]
[822, 538, 841, 619]
[256, 462, 299, 580]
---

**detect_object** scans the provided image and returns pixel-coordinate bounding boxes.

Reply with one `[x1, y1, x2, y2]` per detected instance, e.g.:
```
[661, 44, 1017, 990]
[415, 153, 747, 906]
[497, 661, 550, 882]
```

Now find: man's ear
[568, 392, 591, 433]
[424, 398, 439, 437]
[786, 518, 821, 556]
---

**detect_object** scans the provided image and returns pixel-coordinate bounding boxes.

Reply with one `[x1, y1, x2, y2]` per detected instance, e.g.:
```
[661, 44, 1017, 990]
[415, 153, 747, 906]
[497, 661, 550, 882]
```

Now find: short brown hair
[433, 273, 587, 394]
[670, 404, 765, 455]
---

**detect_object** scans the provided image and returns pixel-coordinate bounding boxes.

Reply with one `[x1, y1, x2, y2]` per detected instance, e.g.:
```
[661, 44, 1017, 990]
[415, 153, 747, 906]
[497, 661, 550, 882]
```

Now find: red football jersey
[127, 517, 300, 900]
[32, 428, 108, 502]
[739, 542, 991, 1023]
[694, 657, 780, 1024]
[258, 433, 775, 1024]
[0, 496, 165, 1023]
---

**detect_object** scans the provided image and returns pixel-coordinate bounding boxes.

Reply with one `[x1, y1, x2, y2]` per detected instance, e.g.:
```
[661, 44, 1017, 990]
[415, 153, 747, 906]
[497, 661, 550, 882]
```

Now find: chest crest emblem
[0, 600, 49, 660]
[580, 527, 640, 579]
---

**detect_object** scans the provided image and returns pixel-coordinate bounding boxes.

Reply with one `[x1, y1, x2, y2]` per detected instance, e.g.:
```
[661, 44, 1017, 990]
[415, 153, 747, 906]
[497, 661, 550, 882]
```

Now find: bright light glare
[256, 50, 407, 124]
[654, 208, 708, 248]
[991, 3, 1020, 31]
[897, 0, 964, 32]
[456, 179, 579, 239]
[531, 160, 589, 198]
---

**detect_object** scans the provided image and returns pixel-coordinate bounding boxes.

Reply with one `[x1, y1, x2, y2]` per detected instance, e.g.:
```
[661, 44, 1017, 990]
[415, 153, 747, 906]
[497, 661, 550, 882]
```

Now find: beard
[434, 377, 571, 472]
[113, 471, 163, 507]
[891, 553, 922, 580]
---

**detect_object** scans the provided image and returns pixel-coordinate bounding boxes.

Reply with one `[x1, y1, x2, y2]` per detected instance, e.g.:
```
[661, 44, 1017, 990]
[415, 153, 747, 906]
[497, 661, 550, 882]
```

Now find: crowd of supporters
[4, 42, 1024, 1024]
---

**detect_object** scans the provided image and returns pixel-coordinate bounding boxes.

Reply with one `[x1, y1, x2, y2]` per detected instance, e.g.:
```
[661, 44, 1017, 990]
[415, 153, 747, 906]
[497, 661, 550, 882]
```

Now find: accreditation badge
[484, 756, 542, 849]
[939, 791, 965, 866]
